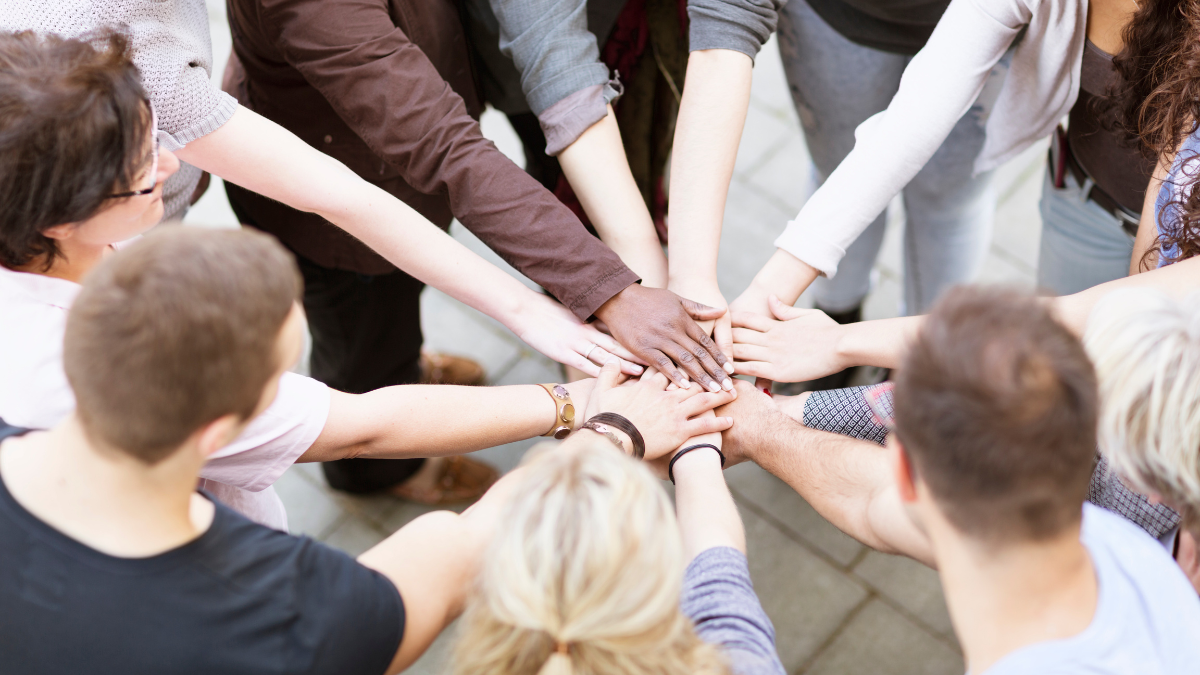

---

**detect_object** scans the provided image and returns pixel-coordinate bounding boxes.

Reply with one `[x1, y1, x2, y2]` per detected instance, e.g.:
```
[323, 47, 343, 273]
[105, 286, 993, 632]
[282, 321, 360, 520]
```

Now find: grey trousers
[777, 0, 1000, 314]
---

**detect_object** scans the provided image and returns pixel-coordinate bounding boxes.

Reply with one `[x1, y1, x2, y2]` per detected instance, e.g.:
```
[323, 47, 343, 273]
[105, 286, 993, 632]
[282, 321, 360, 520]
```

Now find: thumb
[681, 297, 727, 321]
[768, 294, 806, 321]
[596, 358, 623, 392]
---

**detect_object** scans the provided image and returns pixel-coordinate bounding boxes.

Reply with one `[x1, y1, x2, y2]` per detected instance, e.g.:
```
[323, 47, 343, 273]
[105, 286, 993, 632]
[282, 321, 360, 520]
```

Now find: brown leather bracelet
[585, 412, 645, 459]
[580, 420, 630, 455]
[538, 384, 575, 439]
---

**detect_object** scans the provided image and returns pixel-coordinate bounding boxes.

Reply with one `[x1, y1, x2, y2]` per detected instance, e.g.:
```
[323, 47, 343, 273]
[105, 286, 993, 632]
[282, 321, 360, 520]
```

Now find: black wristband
[668, 443, 725, 484]
[586, 413, 646, 459]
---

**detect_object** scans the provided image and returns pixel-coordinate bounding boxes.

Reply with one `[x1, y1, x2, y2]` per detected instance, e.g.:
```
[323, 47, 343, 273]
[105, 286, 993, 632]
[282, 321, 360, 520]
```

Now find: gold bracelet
[538, 383, 575, 439]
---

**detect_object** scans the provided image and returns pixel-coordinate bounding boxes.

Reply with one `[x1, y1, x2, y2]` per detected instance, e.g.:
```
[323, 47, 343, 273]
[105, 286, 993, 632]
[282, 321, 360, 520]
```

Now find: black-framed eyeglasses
[106, 103, 159, 199]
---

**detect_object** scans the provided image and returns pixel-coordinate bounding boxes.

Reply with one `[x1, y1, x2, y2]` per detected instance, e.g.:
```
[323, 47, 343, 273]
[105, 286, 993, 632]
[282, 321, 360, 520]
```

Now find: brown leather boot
[419, 350, 486, 386]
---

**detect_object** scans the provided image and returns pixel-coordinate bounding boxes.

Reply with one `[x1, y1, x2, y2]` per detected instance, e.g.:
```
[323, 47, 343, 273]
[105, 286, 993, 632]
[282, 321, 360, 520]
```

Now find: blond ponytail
[451, 437, 729, 675]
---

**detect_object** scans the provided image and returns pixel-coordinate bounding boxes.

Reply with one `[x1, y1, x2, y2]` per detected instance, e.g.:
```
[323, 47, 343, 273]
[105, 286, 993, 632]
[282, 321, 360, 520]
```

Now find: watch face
[561, 403, 575, 424]
[552, 384, 569, 399]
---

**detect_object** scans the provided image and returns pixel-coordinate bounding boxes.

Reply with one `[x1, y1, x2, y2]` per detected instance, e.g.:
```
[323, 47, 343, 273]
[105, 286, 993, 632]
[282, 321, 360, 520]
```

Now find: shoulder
[1082, 505, 1200, 649]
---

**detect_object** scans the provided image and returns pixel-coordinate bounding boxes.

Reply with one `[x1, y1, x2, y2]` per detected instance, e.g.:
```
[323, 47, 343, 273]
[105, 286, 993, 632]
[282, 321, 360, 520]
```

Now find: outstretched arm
[735, 0, 1025, 316]
[730, 254, 1200, 382]
[359, 468, 523, 674]
[719, 381, 934, 565]
[667, 49, 753, 357]
[177, 108, 638, 377]
[673, 428, 745, 558]
[299, 380, 594, 463]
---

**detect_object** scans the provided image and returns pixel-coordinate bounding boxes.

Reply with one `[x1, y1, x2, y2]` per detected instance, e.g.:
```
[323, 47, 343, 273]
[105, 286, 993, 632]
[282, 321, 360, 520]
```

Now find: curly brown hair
[1113, 0, 1200, 267]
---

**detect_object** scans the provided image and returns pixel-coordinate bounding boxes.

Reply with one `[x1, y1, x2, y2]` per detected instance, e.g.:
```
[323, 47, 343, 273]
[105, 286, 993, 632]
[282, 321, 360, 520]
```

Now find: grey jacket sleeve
[488, 0, 619, 115]
[681, 547, 786, 675]
[687, 0, 782, 60]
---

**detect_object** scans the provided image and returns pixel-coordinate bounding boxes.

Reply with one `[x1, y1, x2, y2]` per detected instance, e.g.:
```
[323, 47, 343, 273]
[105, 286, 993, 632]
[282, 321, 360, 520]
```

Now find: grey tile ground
[187, 4, 1054, 672]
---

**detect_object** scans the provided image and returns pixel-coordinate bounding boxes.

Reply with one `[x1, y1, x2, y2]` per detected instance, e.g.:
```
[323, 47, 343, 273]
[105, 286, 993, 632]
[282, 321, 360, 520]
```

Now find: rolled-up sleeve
[687, 0, 782, 60]
[256, 0, 637, 318]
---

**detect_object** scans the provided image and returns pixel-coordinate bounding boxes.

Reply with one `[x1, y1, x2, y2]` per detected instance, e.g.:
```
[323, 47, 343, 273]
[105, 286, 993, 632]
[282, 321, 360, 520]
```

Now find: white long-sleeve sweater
[775, 0, 1087, 278]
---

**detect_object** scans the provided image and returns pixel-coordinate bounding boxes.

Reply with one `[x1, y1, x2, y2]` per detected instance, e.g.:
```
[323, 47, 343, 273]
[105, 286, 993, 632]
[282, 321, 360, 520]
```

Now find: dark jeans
[228, 188, 427, 493]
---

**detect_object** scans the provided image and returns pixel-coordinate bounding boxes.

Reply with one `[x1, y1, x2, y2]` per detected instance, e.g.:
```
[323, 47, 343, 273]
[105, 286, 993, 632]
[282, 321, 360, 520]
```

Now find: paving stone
[274, 466, 345, 538]
[735, 108, 800, 177]
[749, 36, 800, 123]
[727, 463, 865, 567]
[990, 143, 1047, 273]
[744, 135, 813, 214]
[321, 516, 389, 558]
[852, 550, 956, 640]
[803, 599, 962, 675]
[717, 183, 796, 298]
[740, 505, 869, 671]
[493, 353, 564, 388]
[420, 289, 524, 380]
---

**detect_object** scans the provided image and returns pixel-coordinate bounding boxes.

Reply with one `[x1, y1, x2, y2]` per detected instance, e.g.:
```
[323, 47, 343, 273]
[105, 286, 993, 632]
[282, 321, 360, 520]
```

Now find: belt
[1050, 125, 1141, 238]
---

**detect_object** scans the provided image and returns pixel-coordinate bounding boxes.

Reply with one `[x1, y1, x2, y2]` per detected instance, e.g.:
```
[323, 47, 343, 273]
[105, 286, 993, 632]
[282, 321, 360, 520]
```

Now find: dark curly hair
[0, 29, 151, 271]
[1113, 0, 1200, 268]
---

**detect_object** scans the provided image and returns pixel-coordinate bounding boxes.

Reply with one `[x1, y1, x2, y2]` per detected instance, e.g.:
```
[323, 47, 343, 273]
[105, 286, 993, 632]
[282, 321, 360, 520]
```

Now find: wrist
[753, 250, 819, 306]
[580, 424, 632, 455]
[669, 444, 724, 484]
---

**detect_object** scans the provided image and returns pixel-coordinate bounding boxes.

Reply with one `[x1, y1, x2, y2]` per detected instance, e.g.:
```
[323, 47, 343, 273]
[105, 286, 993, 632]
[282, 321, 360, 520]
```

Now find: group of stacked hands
[3, 0, 1200, 673]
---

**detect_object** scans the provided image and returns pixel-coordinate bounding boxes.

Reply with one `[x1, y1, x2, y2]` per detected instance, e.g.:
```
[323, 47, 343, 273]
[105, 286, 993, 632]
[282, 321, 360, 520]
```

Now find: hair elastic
[668, 443, 725, 484]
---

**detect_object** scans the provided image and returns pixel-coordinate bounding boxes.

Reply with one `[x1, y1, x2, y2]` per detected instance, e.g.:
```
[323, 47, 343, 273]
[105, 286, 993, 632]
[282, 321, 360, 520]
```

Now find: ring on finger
[584, 343, 598, 361]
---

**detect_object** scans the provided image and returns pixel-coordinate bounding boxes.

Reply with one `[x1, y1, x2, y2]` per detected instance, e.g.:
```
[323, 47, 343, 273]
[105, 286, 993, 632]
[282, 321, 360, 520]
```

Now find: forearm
[1052, 256, 1200, 337]
[178, 107, 535, 325]
[746, 416, 931, 562]
[558, 109, 668, 287]
[675, 446, 746, 559]
[667, 50, 753, 290]
[303, 385, 559, 462]
[836, 316, 921, 370]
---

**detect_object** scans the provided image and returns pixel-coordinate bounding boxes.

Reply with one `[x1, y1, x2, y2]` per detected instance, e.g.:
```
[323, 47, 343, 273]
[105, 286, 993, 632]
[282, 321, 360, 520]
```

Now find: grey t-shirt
[978, 505, 1200, 675]
[681, 546, 786, 675]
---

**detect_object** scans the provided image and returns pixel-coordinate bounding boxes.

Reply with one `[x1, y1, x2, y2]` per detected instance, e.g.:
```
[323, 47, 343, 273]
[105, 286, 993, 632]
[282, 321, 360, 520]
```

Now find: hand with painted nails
[581, 361, 736, 461]
[593, 283, 736, 392]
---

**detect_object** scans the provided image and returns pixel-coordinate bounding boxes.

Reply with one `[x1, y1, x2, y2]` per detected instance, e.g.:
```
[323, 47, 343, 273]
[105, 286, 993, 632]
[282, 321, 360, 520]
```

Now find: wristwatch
[538, 383, 575, 439]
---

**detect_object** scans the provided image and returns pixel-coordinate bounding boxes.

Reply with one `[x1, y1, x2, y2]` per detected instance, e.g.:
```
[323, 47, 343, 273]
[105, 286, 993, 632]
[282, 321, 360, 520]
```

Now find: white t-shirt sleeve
[773, 0, 1027, 277]
[199, 372, 331, 493]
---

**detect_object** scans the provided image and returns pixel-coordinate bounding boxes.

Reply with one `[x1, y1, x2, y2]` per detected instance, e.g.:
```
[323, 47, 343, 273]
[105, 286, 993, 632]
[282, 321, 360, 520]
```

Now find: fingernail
[724, 361, 735, 374]
[762, 387, 773, 398]
[707, 381, 721, 393]
[722, 378, 733, 391]
[631, 365, 644, 374]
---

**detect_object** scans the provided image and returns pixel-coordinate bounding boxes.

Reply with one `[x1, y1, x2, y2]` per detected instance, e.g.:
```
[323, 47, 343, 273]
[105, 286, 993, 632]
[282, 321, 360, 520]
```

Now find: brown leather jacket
[222, 0, 638, 319]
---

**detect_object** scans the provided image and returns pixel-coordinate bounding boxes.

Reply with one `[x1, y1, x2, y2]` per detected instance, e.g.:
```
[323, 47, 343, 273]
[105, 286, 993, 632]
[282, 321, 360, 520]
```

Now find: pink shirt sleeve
[200, 372, 331, 492]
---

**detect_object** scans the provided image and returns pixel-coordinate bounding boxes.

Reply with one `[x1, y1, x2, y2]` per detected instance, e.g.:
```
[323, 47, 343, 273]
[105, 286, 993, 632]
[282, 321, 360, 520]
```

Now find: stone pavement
[187, 2, 1048, 672]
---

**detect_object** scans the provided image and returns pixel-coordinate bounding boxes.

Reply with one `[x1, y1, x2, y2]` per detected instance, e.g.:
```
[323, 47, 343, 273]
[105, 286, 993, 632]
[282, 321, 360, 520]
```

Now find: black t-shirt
[804, 0, 951, 55]
[0, 475, 404, 675]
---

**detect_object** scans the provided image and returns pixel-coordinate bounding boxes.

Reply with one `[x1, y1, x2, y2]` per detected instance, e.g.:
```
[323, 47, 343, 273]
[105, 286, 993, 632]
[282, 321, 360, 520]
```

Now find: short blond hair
[1084, 288, 1200, 530]
[451, 436, 727, 675]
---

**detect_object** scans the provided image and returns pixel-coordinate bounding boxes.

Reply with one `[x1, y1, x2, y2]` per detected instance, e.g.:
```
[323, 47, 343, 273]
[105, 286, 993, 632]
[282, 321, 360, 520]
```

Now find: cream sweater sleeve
[773, 0, 1029, 277]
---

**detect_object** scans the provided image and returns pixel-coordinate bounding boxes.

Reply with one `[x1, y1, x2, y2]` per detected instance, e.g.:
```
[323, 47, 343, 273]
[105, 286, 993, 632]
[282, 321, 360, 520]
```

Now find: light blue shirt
[981, 505, 1200, 674]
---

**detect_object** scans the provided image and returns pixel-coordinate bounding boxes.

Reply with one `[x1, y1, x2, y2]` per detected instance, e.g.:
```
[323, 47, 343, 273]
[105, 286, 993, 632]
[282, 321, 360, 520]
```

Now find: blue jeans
[1037, 169, 1135, 295]
[777, 0, 1003, 314]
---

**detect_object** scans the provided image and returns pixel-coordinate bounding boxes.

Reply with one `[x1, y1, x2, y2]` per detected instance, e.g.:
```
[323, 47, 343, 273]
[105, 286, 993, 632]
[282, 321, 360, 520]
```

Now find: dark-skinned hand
[593, 283, 735, 393]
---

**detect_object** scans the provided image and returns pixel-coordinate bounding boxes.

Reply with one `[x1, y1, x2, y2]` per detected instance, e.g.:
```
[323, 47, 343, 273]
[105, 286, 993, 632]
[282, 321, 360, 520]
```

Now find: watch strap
[585, 412, 645, 459]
